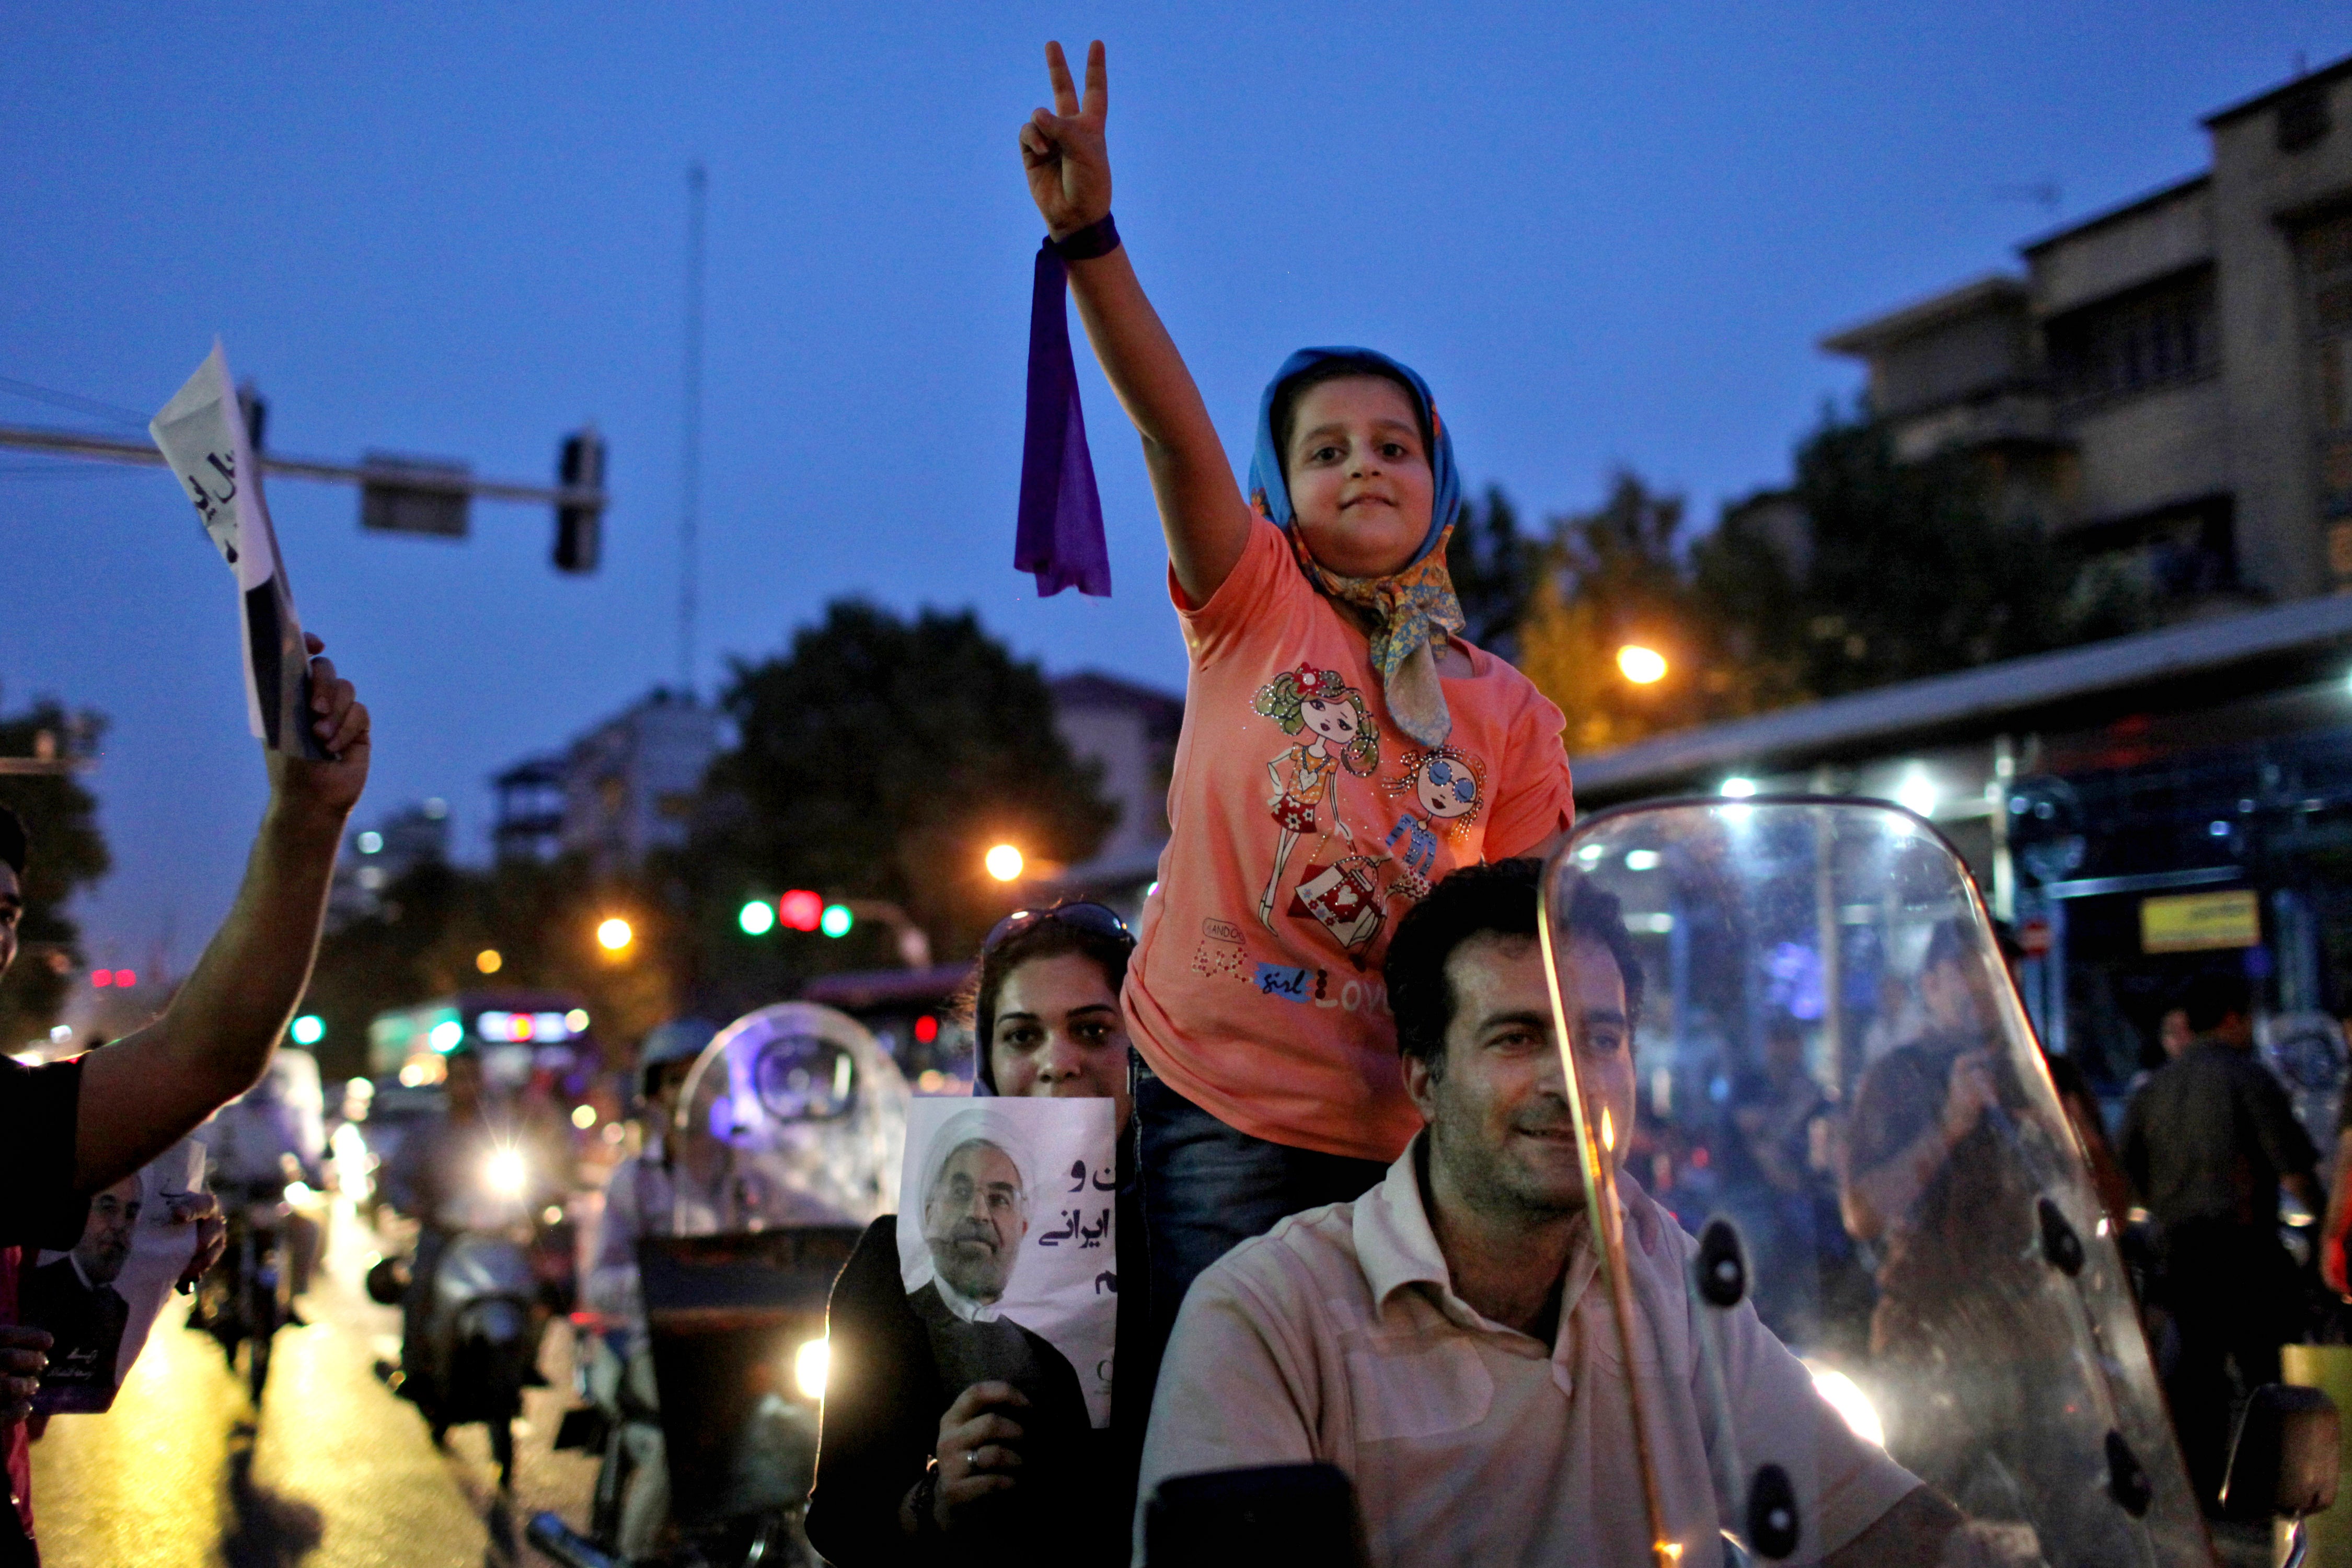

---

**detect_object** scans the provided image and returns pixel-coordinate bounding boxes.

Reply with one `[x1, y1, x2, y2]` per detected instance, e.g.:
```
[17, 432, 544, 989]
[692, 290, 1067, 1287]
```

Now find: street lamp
[1616, 644, 1668, 685]
[985, 843, 1025, 882]
[476, 948, 503, 974]
[596, 917, 634, 953]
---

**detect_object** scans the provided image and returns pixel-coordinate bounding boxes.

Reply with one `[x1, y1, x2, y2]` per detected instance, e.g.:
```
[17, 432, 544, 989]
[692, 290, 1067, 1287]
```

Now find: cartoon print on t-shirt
[1251, 663, 1380, 928]
[1381, 745, 1489, 902]
[1288, 854, 1390, 966]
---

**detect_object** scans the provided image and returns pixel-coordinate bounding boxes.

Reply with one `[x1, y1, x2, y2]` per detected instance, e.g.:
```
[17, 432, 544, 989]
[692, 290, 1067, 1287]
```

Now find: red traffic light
[779, 890, 823, 933]
[914, 1014, 939, 1045]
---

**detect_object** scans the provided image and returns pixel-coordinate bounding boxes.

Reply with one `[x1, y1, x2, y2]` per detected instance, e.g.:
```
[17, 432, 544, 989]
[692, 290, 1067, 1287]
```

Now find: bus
[368, 989, 601, 1089]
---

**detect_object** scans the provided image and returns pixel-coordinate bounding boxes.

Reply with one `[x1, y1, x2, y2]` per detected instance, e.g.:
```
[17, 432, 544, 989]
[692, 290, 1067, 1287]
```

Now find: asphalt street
[28, 1202, 599, 1568]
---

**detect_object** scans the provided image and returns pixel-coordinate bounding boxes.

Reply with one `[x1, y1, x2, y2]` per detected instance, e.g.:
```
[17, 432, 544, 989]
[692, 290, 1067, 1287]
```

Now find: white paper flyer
[148, 342, 321, 758]
[26, 1139, 207, 1413]
[896, 1097, 1117, 1429]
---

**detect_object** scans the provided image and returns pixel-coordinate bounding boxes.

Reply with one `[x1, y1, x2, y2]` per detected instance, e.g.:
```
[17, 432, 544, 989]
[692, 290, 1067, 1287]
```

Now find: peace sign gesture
[1020, 40, 1110, 240]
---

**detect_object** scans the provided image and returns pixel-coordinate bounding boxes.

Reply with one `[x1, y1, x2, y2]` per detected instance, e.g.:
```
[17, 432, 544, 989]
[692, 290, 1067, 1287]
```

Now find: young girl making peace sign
[1020, 41, 1575, 1338]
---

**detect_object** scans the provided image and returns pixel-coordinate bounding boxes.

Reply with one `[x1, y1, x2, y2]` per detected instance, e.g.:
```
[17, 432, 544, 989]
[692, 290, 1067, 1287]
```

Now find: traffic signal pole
[0, 422, 606, 510]
[0, 421, 610, 570]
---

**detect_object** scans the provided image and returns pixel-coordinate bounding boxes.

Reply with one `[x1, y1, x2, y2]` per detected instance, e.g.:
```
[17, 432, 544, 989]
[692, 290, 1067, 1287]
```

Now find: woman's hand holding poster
[895, 1098, 1116, 1431]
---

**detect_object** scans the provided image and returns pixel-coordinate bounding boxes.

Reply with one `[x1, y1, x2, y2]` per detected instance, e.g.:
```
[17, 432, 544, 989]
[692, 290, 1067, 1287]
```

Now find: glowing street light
[290, 1014, 325, 1046]
[819, 903, 855, 939]
[738, 898, 777, 936]
[985, 844, 1025, 882]
[596, 917, 635, 953]
[476, 948, 503, 974]
[1616, 644, 1668, 685]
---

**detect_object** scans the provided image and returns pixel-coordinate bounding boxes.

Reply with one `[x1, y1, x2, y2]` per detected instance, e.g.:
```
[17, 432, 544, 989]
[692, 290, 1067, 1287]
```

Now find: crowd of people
[2, 36, 2345, 1568]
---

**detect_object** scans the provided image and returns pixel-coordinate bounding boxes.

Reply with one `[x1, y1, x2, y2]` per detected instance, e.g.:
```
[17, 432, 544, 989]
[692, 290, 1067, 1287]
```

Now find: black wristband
[1047, 213, 1120, 262]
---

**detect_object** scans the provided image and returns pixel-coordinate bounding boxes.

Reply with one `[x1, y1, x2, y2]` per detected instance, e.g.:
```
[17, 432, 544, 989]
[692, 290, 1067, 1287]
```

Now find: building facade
[1823, 56, 2352, 612]
[491, 687, 724, 874]
[328, 797, 451, 925]
[1047, 672, 1182, 864]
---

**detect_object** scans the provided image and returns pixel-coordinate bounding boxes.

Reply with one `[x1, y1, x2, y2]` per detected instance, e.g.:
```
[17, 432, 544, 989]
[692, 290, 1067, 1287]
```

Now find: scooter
[530, 1227, 854, 1568]
[193, 1176, 294, 1403]
[369, 1145, 552, 1488]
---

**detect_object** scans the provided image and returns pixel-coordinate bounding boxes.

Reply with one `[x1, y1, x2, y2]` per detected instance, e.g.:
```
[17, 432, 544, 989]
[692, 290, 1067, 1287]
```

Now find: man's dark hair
[2180, 971, 2251, 1034]
[1271, 355, 1434, 476]
[0, 803, 26, 877]
[1387, 857, 1644, 1080]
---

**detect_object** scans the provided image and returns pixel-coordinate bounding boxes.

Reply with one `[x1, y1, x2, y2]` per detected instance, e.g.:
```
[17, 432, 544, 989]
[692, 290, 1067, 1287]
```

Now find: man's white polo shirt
[1136, 1135, 1918, 1565]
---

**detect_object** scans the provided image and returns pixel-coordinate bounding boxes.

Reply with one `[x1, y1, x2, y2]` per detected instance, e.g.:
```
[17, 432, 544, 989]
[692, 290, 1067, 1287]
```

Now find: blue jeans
[1134, 1060, 1388, 1370]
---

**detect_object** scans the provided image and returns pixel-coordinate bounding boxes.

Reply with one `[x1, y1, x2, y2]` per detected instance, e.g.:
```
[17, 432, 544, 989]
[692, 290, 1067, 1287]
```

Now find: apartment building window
[2044, 266, 2217, 411]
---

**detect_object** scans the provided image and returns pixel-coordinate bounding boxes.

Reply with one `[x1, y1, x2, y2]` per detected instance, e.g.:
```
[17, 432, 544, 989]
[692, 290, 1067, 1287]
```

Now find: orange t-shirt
[1124, 516, 1575, 1161]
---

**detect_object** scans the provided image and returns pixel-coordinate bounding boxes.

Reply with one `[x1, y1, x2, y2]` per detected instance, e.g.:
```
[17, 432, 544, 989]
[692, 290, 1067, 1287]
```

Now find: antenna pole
[681, 162, 707, 697]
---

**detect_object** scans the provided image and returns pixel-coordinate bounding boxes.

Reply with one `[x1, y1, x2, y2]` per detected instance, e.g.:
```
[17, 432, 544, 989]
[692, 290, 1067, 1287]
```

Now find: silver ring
[966, 1449, 981, 1469]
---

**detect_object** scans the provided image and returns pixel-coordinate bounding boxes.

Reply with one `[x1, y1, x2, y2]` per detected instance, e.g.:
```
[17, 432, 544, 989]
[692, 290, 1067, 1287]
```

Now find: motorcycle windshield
[1544, 799, 2204, 1567]
[676, 1001, 910, 1232]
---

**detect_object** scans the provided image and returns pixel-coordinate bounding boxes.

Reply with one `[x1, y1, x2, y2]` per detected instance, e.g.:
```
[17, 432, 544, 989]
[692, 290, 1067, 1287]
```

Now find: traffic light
[555, 426, 607, 573]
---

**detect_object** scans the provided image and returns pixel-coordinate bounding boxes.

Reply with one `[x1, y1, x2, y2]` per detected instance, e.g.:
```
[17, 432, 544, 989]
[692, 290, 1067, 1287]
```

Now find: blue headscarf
[1246, 347, 1468, 746]
[1245, 347, 1463, 566]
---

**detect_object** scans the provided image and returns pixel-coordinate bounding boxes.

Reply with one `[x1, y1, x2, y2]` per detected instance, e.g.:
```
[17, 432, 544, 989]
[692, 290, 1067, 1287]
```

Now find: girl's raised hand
[1020, 40, 1109, 239]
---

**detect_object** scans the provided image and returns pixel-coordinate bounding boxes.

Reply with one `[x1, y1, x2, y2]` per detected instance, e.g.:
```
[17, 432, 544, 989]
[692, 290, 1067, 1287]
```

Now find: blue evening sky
[4, 3, 2348, 975]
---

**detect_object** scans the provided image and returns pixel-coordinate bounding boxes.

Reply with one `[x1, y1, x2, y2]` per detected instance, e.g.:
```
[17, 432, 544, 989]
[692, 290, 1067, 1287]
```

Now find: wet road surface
[29, 1203, 598, 1568]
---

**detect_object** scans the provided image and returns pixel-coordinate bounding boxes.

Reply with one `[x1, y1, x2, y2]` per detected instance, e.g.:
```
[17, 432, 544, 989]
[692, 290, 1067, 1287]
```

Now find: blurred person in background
[2126, 972, 2322, 1507]
[810, 902, 1142, 1567]
[1840, 920, 2094, 1548]
[578, 1020, 716, 1564]
[201, 1050, 327, 1311]
[0, 635, 368, 1566]
[2159, 1007, 2195, 1063]
[381, 1045, 551, 1408]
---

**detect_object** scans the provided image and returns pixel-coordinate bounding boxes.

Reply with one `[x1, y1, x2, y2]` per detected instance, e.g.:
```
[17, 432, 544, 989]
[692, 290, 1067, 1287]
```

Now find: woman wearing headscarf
[808, 905, 1145, 1567]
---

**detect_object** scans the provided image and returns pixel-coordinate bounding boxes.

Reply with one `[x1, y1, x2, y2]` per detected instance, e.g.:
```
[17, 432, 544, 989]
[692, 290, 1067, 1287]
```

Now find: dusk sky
[6, 3, 2350, 975]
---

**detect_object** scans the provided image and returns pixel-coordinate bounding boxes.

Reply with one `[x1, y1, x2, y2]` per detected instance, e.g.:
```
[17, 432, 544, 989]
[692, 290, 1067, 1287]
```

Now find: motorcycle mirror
[2221, 1384, 2341, 1522]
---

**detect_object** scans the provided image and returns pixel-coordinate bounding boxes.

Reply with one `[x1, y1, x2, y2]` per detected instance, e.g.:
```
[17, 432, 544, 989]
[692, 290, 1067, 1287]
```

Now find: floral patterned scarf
[1286, 525, 1466, 748]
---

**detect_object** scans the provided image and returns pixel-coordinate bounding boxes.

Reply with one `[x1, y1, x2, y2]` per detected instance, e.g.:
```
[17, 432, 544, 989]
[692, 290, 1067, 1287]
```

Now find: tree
[303, 854, 680, 1082]
[1698, 406, 2148, 699]
[1445, 486, 1534, 654]
[1517, 474, 1799, 753]
[699, 600, 1115, 978]
[0, 699, 109, 1051]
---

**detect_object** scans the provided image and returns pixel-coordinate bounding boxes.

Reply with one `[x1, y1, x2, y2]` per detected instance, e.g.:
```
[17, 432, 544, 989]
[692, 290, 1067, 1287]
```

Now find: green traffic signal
[820, 904, 854, 939]
[739, 898, 777, 936]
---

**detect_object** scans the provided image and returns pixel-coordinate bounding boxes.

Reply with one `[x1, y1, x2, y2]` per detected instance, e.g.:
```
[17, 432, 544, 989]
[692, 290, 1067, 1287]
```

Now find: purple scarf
[1014, 246, 1112, 597]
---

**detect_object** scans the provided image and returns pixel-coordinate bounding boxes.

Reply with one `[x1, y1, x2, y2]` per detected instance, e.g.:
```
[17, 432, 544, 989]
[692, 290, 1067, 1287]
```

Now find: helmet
[638, 1018, 719, 1101]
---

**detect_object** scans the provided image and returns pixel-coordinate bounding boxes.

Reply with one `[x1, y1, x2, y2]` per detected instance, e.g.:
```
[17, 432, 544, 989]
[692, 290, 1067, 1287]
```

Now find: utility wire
[0, 374, 151, 430]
